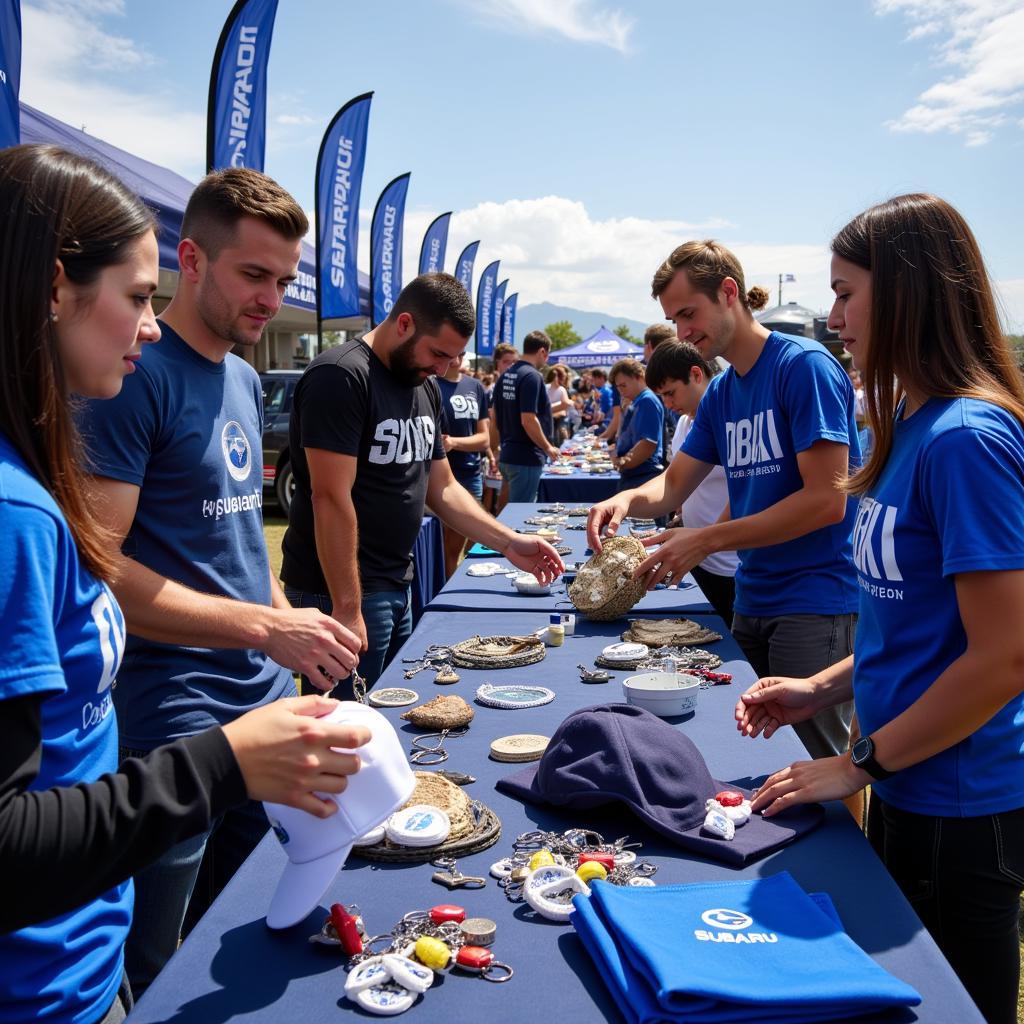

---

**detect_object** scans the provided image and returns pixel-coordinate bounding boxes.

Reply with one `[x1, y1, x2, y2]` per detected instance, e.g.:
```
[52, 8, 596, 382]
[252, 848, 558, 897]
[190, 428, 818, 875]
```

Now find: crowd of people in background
[2, 141, 1023, 1024]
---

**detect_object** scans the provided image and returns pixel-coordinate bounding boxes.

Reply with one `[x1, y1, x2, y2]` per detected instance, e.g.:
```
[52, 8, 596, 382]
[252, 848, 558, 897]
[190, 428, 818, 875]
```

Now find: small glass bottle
[546, 613, 565, 647]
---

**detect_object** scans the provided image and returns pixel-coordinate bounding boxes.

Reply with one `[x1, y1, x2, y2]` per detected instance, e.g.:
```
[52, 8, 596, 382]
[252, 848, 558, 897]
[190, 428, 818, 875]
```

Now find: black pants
[868, 796, 1024, 1023]
[689, 564, 735, 625]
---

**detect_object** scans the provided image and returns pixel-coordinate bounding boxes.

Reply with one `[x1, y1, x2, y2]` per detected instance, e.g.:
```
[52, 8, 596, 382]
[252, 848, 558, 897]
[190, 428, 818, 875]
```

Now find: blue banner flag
[418, 211, 451, 275]
[492, 278, 508, 348]
[207, 0, 278, 172]
[315, 92, 372, 323]
[475, 260, 500, 358]
[455, 240, 480, 296]
[502, 292, 518, 345]
[370, 172, 411, 327]
[0, 0, 21, 149]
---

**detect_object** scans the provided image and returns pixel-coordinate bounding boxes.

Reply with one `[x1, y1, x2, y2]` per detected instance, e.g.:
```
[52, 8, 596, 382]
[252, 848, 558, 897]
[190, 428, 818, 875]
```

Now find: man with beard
[281, 273, 564, 692]
[77, 169, 363, 994]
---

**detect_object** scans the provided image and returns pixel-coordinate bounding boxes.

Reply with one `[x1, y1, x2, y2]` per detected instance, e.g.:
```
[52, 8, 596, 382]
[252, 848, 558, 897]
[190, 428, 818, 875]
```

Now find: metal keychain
[409, 727, 468, 765]
[430, 856, 487, 890]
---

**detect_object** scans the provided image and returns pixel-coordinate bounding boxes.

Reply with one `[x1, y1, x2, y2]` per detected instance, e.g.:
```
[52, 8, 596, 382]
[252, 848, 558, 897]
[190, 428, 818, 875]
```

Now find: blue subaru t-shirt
[853, 398, 1024, 816]
[0, 434, 130, 1024]
[616, 387, 664, 480]
[598, 381, 615, 426]
[682, 332, 860, 616]
[494, 360, 553, 467]
[78, 324, 293, 751]
[436, 375, 489, 482]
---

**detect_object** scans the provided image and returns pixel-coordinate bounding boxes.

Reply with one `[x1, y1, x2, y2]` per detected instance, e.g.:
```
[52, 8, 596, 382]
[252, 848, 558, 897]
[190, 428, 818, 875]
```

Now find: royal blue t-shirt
[682, 332, 860, 616]
[598, 382, 615, 426]
[616, 387, 664, 480]
[0, 434, 130, 1024]
[78, 324, 293, 751]
[436, 375, 489, 481]
[854, 398, 1024, 816]
[493, 360, 553, 466]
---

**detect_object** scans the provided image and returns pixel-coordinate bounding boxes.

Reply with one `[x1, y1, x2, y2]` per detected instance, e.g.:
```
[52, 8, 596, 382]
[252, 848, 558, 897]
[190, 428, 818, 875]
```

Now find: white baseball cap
[263, 702, 415, 929]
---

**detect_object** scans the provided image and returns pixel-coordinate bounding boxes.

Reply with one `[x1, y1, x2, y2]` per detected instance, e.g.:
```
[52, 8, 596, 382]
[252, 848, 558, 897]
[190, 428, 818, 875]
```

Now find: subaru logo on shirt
[221, 420, 253, 482]
[701, 909, 753, 930]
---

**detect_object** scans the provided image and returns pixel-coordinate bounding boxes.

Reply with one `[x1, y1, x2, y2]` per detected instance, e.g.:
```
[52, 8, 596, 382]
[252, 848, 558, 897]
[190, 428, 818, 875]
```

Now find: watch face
[851, 737, 871, 763]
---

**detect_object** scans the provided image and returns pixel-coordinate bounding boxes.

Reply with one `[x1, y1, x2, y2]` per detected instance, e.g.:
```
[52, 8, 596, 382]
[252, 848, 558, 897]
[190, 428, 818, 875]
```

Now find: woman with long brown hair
[737, 193, 1024, 1022]
[0, 144, 368, 1024]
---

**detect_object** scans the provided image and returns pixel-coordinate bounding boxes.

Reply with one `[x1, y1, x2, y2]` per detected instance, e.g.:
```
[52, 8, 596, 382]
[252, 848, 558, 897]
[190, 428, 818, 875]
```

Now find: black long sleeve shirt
[0, 693, 247, 933]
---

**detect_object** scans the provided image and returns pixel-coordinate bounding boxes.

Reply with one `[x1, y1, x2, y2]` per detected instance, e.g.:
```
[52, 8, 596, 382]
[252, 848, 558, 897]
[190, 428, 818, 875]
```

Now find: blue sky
[19, 0, 1024, 328]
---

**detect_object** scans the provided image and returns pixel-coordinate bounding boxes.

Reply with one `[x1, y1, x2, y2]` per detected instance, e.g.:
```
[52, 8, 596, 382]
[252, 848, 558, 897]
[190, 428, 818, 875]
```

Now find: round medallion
[489, 734, 550, 763]
[475, 683, 555, 710]
[368, 687, 419, 708]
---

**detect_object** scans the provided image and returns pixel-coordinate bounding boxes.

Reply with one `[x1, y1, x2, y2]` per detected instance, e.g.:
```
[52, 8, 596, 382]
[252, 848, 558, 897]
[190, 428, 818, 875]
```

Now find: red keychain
[577, 851, 616, 871]
[329, 904, 364, 956]
[429, 904, 466, 924]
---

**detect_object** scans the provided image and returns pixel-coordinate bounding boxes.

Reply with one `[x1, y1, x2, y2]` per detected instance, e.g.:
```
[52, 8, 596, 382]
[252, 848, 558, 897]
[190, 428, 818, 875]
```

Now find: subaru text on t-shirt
[77, 324, 293, 752]
[0, 433, 130, 1024]
[681, 332, 860, 617]
[853, 397, 1024, 816]
[282, 338, 445, 594]
[436, 375, 489, 483]
[493, 360, 553, 467]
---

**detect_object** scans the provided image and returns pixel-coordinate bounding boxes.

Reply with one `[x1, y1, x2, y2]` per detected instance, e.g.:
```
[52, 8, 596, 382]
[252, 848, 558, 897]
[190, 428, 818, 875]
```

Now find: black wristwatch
[851, 735, 895, 781]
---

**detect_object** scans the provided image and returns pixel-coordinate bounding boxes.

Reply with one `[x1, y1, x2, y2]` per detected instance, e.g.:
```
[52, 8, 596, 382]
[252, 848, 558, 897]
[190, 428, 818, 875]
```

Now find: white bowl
[513, 574, 551, 595]
[622, 671, 701, 717]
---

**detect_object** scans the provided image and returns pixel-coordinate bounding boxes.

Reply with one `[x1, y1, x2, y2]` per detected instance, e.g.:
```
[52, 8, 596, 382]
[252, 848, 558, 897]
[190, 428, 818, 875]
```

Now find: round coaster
[385, 805, 452, 847]
[489, 734, 550, 763]
[352, 823, 387, 847]
[600, 641, 649, 662]
[475, 684, 555, 710]
[368, 687, 419, 708]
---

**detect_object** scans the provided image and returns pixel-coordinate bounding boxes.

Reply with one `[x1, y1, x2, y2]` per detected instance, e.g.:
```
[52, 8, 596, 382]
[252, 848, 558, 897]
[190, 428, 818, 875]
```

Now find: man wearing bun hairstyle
[588, 241, 860, 763]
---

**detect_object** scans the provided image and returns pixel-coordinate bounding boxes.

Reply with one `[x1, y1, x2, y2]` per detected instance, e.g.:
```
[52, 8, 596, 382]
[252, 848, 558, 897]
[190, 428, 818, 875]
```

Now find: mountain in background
[515, 301, 654, 343]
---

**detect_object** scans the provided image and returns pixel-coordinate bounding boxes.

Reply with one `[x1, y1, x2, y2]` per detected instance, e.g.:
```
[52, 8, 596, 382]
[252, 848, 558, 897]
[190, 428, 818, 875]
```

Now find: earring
[49, 310, 59, 323]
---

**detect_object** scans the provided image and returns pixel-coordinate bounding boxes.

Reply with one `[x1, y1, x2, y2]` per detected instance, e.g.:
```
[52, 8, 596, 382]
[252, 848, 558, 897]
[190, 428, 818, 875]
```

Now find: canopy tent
[18, 103, 371, 323]
[553, 326, 643, 368]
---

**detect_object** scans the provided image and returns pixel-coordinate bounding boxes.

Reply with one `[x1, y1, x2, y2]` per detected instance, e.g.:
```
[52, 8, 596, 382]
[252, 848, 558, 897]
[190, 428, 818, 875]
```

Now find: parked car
[259, 369, 302, 516]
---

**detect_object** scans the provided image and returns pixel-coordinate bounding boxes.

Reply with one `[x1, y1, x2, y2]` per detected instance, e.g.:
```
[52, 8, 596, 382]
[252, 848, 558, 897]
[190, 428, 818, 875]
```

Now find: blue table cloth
[538, 468, 620, 504]
[128, 609, 981, 1023]
[411, 515, 445, 624]
[428, 503, 714, 615]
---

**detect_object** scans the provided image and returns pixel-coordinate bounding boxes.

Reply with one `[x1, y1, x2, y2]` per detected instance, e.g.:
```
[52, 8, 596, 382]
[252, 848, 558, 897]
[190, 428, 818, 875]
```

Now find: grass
[259, 510, 1024, 1020]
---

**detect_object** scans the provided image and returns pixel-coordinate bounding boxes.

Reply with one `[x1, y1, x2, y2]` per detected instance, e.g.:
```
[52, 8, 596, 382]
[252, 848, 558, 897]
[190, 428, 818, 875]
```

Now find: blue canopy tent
[553, 325, 643, 368]
[18, 102, 371, 321]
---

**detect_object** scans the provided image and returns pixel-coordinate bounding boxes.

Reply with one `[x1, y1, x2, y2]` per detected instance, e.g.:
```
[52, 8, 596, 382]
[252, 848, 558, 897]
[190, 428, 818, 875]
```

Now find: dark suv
[259, 370, 302, 515]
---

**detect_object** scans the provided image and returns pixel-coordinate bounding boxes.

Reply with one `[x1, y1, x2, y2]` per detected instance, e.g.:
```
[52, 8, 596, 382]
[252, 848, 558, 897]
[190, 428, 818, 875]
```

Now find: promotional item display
[263, 703, 415, 929]
[497, 704, 823, 865]
[570, 872, 921, 1023]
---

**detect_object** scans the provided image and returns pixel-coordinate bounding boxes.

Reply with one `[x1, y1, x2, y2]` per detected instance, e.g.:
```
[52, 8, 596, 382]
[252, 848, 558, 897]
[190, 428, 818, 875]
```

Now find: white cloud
[876, 0, 1024, 144]
[393, 195, 833, 322]
[994, 278, 1024, 333]
[20, 1, 205, 177]
[458, 0, 633, 52]
[276, 113, 315, 125]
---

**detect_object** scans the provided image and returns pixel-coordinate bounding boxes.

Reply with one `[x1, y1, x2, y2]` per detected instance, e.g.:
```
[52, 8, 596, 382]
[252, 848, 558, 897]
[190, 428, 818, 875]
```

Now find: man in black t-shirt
[281, 274, 564, 691]
[491, 330, 560, 503]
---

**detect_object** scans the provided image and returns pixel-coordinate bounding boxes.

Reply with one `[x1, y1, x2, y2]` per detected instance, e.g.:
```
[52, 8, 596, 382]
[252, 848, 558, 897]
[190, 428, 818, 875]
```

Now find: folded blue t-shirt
[571, 872, 920, 1024]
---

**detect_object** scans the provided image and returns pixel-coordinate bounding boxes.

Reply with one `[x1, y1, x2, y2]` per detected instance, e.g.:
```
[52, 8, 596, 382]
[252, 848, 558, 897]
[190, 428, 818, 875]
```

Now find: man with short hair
[282, 275, 563, 688]
[646, 341, 738, 623]
[588, 239, 859, 762]
[79, 168, 363, 994]
[437, 353, 491, 576]
[491, 330, 560, 502]
[609, 358, 664, 491]
[643, 322, 680, 463]
[590, 366, 615, 433]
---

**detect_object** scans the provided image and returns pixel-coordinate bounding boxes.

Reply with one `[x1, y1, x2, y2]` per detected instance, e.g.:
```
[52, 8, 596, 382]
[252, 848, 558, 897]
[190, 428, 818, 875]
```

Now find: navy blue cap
[495, 703, 823, 866]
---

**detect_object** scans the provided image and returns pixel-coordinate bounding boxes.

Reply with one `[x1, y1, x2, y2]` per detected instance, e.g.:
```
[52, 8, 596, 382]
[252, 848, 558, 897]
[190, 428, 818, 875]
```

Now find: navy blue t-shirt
[78, 324, 293, 751]
[0, 434, 130, 1024]
[437, 375, 489, 481]
[494, 360, 553, 467]
[854, 398, 1024, 816]
[616, 387, 664, 480]
[682, 332, 860, 616]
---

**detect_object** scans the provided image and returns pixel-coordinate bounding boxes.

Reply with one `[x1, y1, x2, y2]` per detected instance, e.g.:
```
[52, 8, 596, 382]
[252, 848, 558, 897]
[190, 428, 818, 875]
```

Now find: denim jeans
[731, 612, 857, 759]
[97, 973, 133, 1024]
[118, 778, 270, 998]
[868, 797, 1024, 1024]
[284, 585, 412, 693]
[499, 461, 544, 503]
